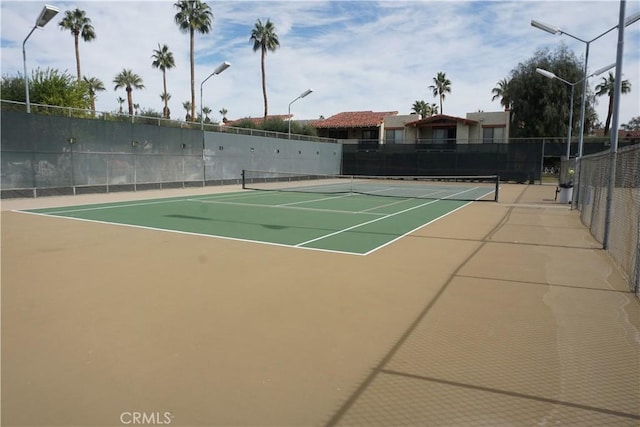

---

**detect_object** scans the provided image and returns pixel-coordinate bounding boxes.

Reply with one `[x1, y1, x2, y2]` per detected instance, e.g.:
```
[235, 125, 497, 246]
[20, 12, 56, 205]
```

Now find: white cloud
[2, 0, 639, 126]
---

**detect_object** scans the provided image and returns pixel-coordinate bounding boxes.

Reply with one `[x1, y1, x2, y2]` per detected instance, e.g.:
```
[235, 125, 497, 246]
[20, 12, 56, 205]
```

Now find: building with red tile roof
[312, 110, 398, 141]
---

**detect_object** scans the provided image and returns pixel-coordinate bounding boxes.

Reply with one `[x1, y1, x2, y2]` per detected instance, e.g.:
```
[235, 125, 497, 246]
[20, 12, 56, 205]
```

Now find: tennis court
[19, 171, 499, 255]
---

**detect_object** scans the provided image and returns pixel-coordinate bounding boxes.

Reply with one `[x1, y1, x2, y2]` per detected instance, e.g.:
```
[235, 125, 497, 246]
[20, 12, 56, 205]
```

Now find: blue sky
[2, 0, 639, 126]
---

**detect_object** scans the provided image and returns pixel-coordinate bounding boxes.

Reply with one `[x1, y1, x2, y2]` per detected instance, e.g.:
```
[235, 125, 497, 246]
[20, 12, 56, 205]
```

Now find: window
[361, 129, 378, 141]
[483, 127, 505, 143]
[385, 129, 403, 144]
[433, 128, 448, 141]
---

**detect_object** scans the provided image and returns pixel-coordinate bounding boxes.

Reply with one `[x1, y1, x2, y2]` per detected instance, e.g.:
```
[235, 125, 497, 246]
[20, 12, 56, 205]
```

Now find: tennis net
[242, 170, 499, 202]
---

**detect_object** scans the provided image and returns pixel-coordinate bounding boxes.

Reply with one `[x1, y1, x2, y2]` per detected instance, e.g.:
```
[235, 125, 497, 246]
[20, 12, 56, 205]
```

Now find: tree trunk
[261, 47, 268, 120]
[127, 88, 133, 116]
[162, 70, 168, 119]
[604, 95, 613, 136]
[74, 34, 81, 82]
[190, 28, 196, 122]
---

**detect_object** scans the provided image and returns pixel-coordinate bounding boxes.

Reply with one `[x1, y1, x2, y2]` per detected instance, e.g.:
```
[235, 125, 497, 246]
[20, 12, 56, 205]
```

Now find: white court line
[188, 199, 385, 216]
[18, 190, 279, 215]
[15, 210, 367, 256]
[294, 186, 481, 248]
[362, 201, 473, 256]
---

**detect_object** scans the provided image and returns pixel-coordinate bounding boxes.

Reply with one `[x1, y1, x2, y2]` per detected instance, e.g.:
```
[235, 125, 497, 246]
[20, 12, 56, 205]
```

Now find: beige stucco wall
[382, 114, 421, 144]
[466, 111, 510, 142]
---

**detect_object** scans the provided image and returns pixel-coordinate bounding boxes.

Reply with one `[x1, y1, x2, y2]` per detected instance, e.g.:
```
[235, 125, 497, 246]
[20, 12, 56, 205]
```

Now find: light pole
[23, 4, 59, 113]
[535, 63, 615, 159]
[531, 11, 640, 158]
[200, 61, 230, 130]
[288, 89, 313, 138]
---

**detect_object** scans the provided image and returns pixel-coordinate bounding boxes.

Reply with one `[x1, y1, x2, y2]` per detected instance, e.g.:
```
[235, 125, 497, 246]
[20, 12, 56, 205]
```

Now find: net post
[494, 175, 500, 202]
[241, 170, 246, 189]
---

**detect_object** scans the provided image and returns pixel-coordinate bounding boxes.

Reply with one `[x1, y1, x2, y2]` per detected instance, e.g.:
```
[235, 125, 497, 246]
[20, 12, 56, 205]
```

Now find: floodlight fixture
[288, 89, 314, 138]
[213, 61, 231, 75]
[590, 62, 616, 77]
[624, 11, 640, 27]
[535, 68, 557, 80]
[23, 4, 60, 113]
[200, 62, 231, 129]
[531, 20, 560, 35]
[35, 5, 60, 27]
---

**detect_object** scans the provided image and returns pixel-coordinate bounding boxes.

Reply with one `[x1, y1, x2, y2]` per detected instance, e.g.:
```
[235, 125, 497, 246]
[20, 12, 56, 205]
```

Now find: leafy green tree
[174, 0, 213, 121]
[232, 118, 259, 129]
[152, 44, 176, 119]
[250, 18, 280, 120]
[83, 76, 105, 113]
[0, 68, 88, 109]
[595, 72, 632, 135]
[58, 9, 96, 82]
[491, 78, 511, 111]
[621, 116, 640, 131]
[138, 107, 162, 118]
[113, 69, 144, 115]
[428, 72, 451, 114]
[506, 45, 596, 138]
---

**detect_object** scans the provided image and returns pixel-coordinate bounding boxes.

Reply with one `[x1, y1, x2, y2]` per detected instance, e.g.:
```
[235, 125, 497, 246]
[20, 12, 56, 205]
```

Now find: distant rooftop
[313, 111, 398, 128]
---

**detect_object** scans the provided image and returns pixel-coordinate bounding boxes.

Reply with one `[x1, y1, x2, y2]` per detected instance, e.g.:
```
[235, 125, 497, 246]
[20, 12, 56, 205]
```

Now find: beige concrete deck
[329, 184, 639, 426]
[1, 184, 638, 426]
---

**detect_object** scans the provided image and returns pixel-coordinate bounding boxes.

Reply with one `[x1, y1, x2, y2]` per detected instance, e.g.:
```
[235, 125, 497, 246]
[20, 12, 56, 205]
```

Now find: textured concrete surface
[2, 184, 638, 426]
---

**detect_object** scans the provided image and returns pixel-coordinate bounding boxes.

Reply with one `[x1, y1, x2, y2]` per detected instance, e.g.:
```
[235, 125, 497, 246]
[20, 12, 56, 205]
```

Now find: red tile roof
[406, 114, 478, 127]
[312, 111, 398, 128]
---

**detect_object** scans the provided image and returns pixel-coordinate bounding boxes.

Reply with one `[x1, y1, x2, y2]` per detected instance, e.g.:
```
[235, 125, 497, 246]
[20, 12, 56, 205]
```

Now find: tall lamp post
[200, 61, 230, 130]
[23, 4, 60, 113]
[531, 11, 640, 159]
[535, 63, 615, 159]
[288, 89, 313, 138]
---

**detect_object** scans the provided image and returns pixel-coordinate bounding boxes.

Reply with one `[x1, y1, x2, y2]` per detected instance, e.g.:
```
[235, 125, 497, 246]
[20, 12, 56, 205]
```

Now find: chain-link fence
[574, 144, 640, 296]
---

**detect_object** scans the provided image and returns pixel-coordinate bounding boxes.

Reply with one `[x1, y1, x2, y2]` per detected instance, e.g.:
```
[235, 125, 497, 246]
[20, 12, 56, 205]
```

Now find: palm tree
[411, 100, 428, 117]
[160, 92, 172, 119]
[428, 72, 452, 115]
[182, 100, 192, 121]
[117, 96, 125, 114]
[491, 78, 511, 111]
[595, 72, 632, 135]
[427, 103, 438, 116]
[219, 107, 228, 122]
[58, 9, 96, 82]
[202, 106, 212, 123]
[174, 0, 213, 121]
[151, 44, 176, 119]
[113, 69, 145, 116]
[250, 18, 280, 120]
[82, 76, 105, 114]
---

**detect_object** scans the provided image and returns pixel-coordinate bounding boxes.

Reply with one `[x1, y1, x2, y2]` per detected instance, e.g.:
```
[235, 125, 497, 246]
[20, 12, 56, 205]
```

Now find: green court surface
[20, 190, 482, 255]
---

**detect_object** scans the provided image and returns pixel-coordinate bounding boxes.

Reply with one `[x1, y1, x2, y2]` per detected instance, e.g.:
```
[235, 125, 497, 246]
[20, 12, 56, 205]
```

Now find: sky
[1, 0, 639, 127]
